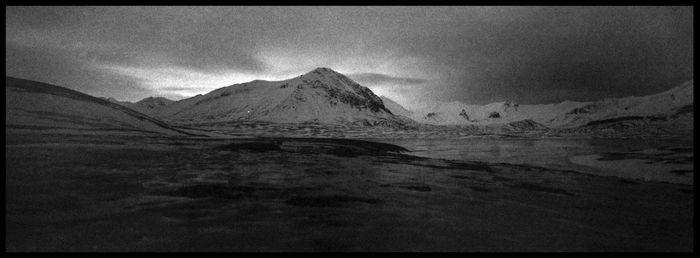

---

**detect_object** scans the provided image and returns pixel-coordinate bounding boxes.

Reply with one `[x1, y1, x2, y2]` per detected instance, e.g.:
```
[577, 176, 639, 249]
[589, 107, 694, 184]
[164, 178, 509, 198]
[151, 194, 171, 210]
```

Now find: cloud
[93, 64, 272, 97]
[6, 6, 269, 72]
[158, 86, 215, 92]
[346, 73, 427, 86]
[5, 41, 153, 100]
[6, 6, 694, 107]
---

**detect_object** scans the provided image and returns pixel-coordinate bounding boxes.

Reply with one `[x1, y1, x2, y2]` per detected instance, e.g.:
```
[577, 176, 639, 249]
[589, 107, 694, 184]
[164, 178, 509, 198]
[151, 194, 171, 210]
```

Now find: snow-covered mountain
[152, 68, 402, 126]
[385, 80, 693, 130]
[6, 77, 191, 136]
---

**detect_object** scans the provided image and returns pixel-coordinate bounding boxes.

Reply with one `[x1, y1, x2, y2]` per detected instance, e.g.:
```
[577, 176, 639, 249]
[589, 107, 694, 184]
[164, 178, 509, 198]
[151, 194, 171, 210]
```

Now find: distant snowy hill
[152, 68, 403, 126]
[386, 80, 693, 131]
[547, 80, 693, 128]
[402, 100, 590, 126]
[6, 77, 191, 136]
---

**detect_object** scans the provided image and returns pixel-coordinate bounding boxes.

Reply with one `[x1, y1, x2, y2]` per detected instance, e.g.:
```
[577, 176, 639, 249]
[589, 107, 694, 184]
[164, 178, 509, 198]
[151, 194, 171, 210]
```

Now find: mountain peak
[310, 67, 339, 74]
[301, 67, 347, 78]
[298, 67, 359, 90]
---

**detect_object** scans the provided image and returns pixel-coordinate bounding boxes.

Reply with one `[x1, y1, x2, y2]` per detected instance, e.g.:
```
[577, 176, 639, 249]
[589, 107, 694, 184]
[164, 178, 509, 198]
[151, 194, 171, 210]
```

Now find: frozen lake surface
[6, 134, 694, 251]
[376, 137, 694, 185]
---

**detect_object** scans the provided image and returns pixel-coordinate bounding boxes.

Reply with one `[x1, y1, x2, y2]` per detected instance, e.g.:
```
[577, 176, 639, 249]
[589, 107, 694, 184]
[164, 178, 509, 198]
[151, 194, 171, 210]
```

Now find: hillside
[546, 80, 693, 128]
[6, 77, 191, 136]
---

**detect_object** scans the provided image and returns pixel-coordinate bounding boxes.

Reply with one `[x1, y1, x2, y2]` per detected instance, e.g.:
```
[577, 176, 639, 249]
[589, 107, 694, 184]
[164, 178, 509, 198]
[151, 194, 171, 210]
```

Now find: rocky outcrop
[459, 109, 470, 120]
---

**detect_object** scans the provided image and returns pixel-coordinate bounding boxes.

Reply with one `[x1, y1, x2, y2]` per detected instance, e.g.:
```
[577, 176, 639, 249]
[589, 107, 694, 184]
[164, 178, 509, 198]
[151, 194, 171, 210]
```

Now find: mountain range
[387, 80, 693, 131]
[6, 68, 694, 137]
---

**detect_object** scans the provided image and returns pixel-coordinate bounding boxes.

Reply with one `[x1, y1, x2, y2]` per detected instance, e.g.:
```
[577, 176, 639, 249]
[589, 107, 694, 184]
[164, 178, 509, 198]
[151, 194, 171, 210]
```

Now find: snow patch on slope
[380, 96, 413, 118]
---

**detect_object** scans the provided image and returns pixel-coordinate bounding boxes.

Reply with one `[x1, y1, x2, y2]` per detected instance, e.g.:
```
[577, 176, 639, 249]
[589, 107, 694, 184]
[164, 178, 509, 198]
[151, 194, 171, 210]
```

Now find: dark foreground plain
[5, 134, 693, 251]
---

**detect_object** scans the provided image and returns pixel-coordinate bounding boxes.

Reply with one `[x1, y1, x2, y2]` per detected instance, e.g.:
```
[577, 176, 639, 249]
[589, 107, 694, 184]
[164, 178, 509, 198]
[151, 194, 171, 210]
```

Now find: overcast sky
[6, 6, 693, 108]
